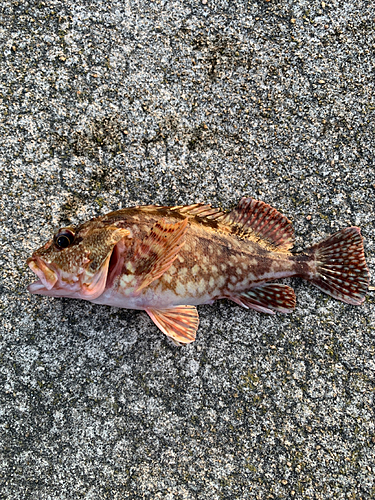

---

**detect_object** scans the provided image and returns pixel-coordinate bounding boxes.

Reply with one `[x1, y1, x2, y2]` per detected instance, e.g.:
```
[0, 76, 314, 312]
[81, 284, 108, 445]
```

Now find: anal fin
[146, 305, 199, 345]
[229, 283, 296, 314]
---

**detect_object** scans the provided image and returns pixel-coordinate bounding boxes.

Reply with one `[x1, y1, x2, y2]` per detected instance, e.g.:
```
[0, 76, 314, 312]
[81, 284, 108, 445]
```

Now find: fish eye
[54, 229, 75, 249]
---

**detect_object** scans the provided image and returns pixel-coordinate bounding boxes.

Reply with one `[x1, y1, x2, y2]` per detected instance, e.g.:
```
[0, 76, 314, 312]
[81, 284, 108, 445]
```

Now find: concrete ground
[1, 0, 374, 498]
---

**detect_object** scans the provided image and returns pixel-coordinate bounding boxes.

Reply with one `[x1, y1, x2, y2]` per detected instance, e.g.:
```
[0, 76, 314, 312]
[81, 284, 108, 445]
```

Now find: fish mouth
[27, 256, 58, 291]
[26, 256, 81, 297]
[26, 248, 117, 300]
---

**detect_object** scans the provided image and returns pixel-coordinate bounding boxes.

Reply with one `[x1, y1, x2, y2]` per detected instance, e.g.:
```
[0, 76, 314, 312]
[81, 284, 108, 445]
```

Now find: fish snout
[27, 256, 58, 290]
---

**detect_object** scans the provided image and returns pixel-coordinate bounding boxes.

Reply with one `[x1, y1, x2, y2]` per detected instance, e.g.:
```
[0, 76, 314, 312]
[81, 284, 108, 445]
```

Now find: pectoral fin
[146, 305, 199, 344]
[133, 218, 188, 294]
[229, 283, 296, 314]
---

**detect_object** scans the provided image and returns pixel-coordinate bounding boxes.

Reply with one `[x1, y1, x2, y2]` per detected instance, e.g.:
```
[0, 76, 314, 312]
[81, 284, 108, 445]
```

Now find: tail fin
[304, 227, 369, 305]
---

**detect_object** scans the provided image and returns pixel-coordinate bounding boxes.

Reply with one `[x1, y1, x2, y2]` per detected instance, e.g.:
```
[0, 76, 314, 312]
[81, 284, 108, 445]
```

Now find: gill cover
[79, 227, 131, 300]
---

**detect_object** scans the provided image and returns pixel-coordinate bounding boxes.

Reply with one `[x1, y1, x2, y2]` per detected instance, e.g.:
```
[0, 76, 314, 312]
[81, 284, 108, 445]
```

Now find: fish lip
[27, 256, 58, 291]
[27, 279, 46, 294]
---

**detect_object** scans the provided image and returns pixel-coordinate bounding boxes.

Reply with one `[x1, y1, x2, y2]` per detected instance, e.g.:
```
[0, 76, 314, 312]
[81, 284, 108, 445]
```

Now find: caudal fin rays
[304, 227, 369, 305]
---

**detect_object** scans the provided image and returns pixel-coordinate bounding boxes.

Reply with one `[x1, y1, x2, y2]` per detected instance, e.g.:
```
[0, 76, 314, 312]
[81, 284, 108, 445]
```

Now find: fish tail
[300, 227, 369, 305]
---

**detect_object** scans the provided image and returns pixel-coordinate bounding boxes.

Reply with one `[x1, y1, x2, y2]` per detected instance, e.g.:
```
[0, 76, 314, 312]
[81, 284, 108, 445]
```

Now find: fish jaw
[27, 279, 82, 298]
[27, 257, 58, 291]
[27, 255, 83, 297]
[27, 253, 112, 301]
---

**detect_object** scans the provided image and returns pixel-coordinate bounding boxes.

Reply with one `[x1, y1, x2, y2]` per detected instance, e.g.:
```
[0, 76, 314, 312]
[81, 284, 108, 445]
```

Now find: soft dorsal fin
[172, 198, 295, 252]
[218, 197, 295, 252]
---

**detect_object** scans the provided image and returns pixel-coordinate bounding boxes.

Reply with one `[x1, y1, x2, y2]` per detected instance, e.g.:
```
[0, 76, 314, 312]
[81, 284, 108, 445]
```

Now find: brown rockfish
[27, 198, 369, 345]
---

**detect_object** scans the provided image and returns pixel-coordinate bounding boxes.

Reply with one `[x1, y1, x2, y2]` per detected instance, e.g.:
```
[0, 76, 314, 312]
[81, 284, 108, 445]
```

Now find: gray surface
[1, 0, 374, 498]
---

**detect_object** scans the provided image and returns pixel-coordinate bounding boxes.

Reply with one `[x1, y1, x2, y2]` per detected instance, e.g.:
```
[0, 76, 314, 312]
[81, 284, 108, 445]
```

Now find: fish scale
[27, 197, 370, 345]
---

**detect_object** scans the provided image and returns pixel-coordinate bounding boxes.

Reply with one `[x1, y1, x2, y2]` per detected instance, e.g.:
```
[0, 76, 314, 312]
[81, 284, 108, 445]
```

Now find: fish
[27, 197, 370, 345]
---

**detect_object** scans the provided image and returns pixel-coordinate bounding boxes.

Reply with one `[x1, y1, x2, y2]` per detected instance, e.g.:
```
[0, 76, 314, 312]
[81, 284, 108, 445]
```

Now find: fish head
[27, 219, 131, 300]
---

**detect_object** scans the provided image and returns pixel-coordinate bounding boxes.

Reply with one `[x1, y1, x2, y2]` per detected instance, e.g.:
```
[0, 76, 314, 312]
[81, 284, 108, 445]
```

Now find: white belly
[90, 282, 215, 310]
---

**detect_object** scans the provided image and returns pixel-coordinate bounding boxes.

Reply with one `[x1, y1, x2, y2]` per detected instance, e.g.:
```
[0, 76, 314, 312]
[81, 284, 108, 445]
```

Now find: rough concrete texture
[1, 0, 374, 498]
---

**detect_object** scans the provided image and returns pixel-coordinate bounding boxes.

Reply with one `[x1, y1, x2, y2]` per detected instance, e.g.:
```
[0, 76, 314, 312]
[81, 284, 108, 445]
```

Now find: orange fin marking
[133, 218, 188, 294]
[221, 197, 295, 251]
[146, 305, 199, 344]
[229, 283, 296, 314]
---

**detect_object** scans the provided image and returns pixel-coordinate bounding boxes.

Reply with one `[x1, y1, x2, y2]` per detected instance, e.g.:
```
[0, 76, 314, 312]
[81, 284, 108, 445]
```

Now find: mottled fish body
[27, 198, 370, 344]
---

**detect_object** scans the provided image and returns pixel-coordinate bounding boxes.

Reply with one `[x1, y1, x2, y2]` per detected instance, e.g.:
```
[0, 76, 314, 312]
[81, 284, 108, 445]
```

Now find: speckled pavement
[1, 1, 374, 498]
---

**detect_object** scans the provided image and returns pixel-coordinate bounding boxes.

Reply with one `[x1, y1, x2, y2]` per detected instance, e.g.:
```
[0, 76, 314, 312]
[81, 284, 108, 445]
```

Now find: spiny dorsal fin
[170, 203, 224, 218]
